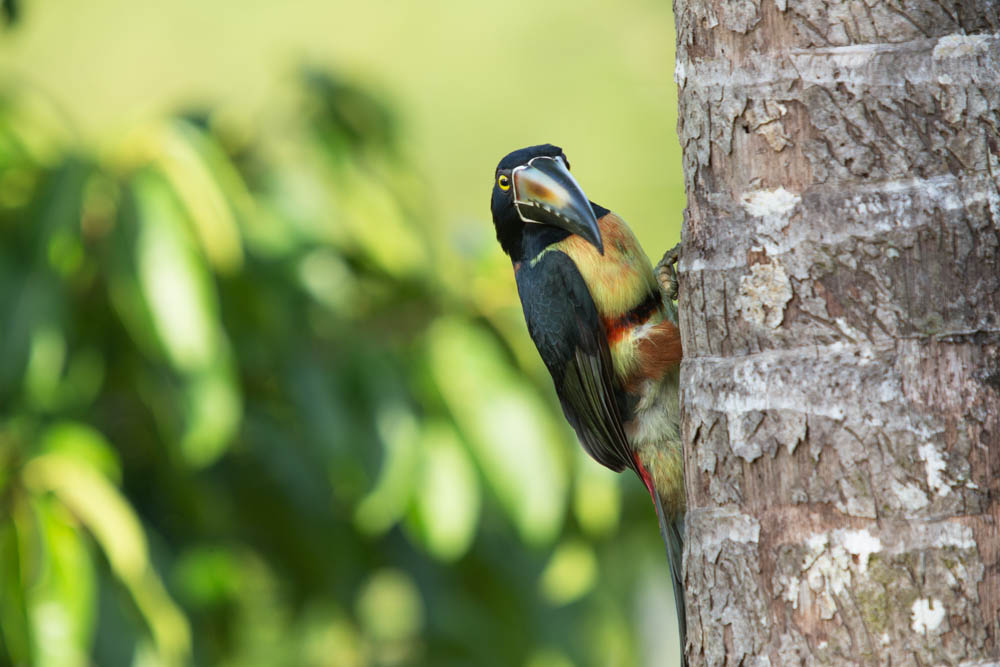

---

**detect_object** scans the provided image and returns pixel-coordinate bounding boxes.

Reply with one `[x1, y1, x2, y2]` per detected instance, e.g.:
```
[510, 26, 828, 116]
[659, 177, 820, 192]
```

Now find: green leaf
[37, 421, 121, 484]
[131, 169, 222, 374]
[178, 364, 242, 468]
[172, 546, 242, 608]
[426, 317, 568, 545]
[0, 508, 31, 665]
[296, 249, 359, 314]
[539, 540, 597, 606]
[572, 450, 622, 538]
[354, 402, 420, 535]
[128, 170, 241, 467]
[55, 347, 105, 411]
[332, 165, 428, 278]
[355, 569, 424, 644]
[23, 323, 66, 410]
[154, 120, 244, 273]
[22, 452, 191, 666]
[27, 497, 95, 667]
[410, 420, 480, 561]
[0, 271, 60, 401]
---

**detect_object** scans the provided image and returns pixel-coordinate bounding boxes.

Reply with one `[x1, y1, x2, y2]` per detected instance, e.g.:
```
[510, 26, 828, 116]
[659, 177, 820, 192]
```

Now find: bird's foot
[656, 243, 681, 301]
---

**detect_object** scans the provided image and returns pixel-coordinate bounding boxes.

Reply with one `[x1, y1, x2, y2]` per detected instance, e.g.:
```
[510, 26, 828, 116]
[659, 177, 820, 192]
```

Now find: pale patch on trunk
[740, 188, 800, 219]
[911, 598, 946, 635]
[736, 260, 792, 330]
[917, 443, 951, 497]
[933, 34, 994, 59]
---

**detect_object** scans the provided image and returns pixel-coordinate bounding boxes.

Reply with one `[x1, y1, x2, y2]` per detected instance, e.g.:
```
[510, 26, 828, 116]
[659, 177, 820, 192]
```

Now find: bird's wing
[515, 250, 633, 472]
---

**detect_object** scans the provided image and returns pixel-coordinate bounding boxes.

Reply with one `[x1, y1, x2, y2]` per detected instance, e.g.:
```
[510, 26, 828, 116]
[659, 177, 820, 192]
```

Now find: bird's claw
[656, 243, 681, 301]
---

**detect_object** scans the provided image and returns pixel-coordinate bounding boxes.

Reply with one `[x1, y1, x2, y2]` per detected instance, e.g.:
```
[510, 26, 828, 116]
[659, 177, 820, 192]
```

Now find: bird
[489, 144, 686, 662]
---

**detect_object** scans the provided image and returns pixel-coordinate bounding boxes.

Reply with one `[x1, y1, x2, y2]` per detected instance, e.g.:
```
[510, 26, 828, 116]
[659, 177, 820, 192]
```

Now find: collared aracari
[490, 144, 685, 659]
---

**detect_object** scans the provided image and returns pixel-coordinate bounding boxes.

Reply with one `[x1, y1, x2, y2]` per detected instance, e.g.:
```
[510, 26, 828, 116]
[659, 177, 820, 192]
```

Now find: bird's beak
[513, 156, 604, 254]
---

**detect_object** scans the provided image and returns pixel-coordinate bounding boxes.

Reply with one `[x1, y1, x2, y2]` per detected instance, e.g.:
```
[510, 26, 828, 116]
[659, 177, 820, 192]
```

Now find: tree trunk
[673, 1, 1000, 664]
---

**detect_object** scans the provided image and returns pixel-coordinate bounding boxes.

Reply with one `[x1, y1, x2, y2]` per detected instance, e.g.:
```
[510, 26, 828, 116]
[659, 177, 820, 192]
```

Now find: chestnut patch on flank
[625, 320, 682, 392]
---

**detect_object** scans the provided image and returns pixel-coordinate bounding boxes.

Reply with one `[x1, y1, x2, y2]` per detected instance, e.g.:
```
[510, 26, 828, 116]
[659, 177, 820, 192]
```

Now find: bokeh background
[0, 1, 685, 665]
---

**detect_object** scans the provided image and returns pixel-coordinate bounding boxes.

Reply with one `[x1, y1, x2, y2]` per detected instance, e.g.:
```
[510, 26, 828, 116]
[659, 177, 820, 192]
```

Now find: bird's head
[491, 144, 603, 261]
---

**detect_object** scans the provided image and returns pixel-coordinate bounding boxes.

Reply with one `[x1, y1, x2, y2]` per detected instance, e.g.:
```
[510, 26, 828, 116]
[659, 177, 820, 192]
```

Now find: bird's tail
[652, 490, 686, 666]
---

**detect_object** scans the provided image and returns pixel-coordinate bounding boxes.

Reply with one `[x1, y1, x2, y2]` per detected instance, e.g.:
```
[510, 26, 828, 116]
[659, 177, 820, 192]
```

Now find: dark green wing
[515, 250, 633, 473]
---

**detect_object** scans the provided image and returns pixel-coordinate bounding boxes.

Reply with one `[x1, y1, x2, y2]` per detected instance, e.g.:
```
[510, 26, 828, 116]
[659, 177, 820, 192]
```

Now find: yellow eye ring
[498, 174, 511, 191]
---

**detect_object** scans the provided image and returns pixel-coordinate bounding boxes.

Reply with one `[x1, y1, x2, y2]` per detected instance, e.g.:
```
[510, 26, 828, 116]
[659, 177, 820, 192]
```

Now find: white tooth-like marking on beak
[512, 166, 572, 222]
[512, 162, 577, 225]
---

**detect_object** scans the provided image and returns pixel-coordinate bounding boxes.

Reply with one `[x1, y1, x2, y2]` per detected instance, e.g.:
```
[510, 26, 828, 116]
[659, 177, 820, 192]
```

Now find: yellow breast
[549, 212, 658, 317]
[544, 212, 661, 377]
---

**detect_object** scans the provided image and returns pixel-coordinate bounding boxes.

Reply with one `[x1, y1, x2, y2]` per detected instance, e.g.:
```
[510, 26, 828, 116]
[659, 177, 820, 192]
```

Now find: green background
[0, 1, 686, 665]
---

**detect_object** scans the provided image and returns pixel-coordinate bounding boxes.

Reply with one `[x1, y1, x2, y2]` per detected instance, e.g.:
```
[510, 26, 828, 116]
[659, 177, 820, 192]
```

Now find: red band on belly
[603, 291, 660, 344]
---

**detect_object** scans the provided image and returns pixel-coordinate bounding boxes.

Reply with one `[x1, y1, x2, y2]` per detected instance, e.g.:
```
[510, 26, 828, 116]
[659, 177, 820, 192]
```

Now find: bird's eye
[498, 174, 511, 191]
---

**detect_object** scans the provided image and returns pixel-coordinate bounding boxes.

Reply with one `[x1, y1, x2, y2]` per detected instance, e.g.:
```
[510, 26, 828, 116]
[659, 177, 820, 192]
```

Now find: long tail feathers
[652, 490, 686, 666]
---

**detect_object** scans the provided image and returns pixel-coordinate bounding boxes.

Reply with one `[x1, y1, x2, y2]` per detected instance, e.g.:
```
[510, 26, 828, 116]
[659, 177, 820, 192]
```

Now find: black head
[491, 144, 603, 262]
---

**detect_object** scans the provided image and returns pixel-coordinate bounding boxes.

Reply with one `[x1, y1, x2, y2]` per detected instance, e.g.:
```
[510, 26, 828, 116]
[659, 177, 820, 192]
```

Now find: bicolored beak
[512, 156, 603, 254]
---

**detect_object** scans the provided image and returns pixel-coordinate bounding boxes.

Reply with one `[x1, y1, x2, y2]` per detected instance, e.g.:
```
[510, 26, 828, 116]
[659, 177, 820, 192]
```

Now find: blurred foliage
[0, 67, 676, 667]
[0, 2, 15, 27]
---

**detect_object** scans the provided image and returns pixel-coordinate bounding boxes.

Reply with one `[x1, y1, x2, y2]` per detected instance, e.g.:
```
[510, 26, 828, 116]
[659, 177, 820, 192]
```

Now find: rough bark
[673, 1, 1000, 664]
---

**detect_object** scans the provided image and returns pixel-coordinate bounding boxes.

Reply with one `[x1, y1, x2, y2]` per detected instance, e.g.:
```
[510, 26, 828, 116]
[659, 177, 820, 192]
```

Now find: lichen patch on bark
[737, 260, 793, 329]
[917, 442, 951, 497]
[933, 33, 995, 59]
[911, 598, 946, 635]
[741, 187, 800, 219]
